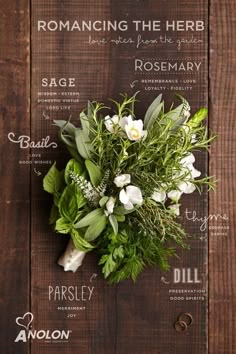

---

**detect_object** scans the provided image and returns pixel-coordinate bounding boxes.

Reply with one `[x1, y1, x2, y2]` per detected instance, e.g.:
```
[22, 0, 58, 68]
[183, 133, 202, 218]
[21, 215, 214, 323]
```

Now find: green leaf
[55, 217, 71, 234]
[59, 184, 78, 221]
[75, 128, 93, 159]
[188, 108, 208, 128]
[66, 146, 84, 163]
[164, 104, 184, 122]
[84, 215, 107, 241]
[144, 94, 162, 129]
[115, 214, 125, 222]
[55, 120, 77, 148]
[85, 160, 102, 187]
[53, 119, 76, 136]
[99, 254, 117, 278]
[113, 246, 124, 259]
[99, 196, 109, 207]
[80, 112, 90, 137]
[76, 189, 87, 209]
[146, 102, 164, 130]
[43, 162, 63, 195]
[71, 228, 94, 251]
[65, 158, 84, 185]
[49, 204, 60, 225]
[74, 208, 104, 228]
[109, 214, 118, 235]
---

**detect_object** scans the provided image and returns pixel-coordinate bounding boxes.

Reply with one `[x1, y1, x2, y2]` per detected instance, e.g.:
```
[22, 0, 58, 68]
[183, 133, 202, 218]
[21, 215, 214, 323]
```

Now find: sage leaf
[80, 112, 90, 137]
[114, 206, 135, 215]
[109, 214, 118, 235]
[84, 215, 107, 242]
[164, 104, 184, 122]
[99, 196, 109, 207]
[55, 120, 77, 148]
[144, 94, 162, 129]
[85, 160, 102, 187]
[74, 208, 104, 228]
[75, 128, 93, 159]
[146, 102, 164, 130]
[53, 119, 76, 136]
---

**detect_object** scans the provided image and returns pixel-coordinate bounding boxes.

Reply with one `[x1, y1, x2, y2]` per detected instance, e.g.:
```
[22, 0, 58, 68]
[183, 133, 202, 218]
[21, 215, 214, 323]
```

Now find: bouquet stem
[58, 239, 86, 272]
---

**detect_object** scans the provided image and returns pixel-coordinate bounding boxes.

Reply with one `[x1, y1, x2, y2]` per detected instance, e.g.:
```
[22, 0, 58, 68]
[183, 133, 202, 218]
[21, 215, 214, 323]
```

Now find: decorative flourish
[43, 93, 216, 283]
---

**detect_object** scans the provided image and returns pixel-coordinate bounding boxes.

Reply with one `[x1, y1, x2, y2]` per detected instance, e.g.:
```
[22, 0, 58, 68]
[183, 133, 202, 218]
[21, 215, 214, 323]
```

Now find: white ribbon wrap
[58, 239, 86, 272]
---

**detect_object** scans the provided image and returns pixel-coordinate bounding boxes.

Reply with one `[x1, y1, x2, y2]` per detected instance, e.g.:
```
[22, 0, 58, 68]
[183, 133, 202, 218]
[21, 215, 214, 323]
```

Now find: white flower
[188, 164, 201, 178]
[152, 189, 166, 203]
[168, 190, 183, 201]
[124, 118, 147, 141]
[104, 197, 116, 216]
[114, 174, 131, 188]
[180, 153, 201, 179]
[119, 185, 143, 210]
[169, 204, 180, 216]
[104, 115, 119, 133]
[178, 181, 196, 194]
[119, 115, 133, 129]
[181, 153, 195, 166]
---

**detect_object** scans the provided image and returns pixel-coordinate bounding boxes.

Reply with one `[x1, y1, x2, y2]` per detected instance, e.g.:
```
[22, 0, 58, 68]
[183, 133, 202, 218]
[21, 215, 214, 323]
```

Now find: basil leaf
[43, 162, 63, 195]
[71, 228, 94, 251]
[49, 204, 60, 225]
[59, 184, 78, 221]
[65, 158, 84, 185]
[55, 217, 71, 234]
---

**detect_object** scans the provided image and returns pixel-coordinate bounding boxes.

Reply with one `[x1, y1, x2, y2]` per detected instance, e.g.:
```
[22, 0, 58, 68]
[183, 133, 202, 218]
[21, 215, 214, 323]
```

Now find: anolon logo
[15, 312, 72, 342]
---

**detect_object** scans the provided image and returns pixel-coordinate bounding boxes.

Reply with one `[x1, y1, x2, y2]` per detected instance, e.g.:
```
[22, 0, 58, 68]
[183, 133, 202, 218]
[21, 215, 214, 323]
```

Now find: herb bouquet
[43, 93, 214, 283]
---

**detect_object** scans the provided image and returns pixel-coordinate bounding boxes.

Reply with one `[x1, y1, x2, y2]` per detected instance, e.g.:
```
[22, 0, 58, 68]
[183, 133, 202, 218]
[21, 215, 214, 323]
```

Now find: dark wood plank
[209, 1, 236, 353]
[0, 1, 30, 353]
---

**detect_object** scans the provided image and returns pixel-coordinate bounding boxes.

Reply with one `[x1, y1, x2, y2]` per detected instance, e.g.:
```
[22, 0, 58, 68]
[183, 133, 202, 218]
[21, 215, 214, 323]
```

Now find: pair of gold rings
[174, 313, 193, 333]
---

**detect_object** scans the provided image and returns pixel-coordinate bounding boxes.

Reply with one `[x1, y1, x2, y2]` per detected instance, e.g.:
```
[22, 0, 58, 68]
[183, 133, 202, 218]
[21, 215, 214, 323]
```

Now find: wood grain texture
[0, 1, 30, 353]
[30, 1, 208, 353]
[0, 0, 218, 352]
[209, 1, 236, 353]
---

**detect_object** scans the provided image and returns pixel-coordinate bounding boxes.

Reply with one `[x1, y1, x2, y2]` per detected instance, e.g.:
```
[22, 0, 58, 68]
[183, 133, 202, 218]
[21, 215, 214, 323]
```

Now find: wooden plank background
[209, 0, 236, 353]
[31, 1, 208, 353]
[0, 1, 30, 354]
[0, 0, 235, 353]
